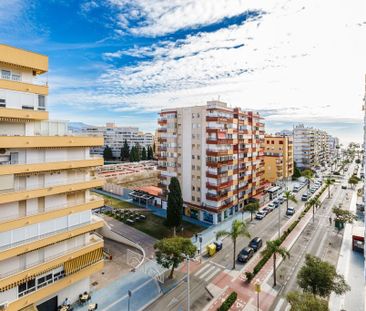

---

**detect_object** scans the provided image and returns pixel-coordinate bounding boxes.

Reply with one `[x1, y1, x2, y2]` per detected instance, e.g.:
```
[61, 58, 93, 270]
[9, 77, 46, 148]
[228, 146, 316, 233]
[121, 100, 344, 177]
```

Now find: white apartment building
[83, 123, 154, 158]
[294, 124, 337, 169]
[0, 45, 104, 311]
[157, 101, 265, 225]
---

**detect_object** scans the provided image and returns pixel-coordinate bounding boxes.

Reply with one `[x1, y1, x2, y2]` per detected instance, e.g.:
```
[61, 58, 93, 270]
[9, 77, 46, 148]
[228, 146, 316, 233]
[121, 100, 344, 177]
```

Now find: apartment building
[263, 135, 294, 183]
[294, 124, 336, 169]
[157, 101, 265, 225]
[0, 45, 104, 311]
[83, 123, 154, 158]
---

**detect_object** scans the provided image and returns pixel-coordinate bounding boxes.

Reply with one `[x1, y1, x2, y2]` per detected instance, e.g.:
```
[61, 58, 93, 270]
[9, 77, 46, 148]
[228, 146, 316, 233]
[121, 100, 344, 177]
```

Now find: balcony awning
[64, 247, 103, 276]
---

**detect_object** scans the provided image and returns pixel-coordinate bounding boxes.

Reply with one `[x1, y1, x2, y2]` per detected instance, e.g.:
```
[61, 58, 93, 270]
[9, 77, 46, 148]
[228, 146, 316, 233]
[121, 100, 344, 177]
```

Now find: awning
[64, 247, 103, 276]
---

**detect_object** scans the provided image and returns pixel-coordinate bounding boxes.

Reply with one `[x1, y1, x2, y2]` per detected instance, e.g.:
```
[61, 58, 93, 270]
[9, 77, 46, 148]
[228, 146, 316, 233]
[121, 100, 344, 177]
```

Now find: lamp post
[128, 290, 132, 311]
[182, 255, 191, 311]
[254, 279, 261, 311]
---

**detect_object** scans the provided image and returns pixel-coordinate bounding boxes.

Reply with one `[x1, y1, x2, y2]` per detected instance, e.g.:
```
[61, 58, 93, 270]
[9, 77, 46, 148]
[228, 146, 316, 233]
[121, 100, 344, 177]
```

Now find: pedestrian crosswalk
[194, 262, 223, 282]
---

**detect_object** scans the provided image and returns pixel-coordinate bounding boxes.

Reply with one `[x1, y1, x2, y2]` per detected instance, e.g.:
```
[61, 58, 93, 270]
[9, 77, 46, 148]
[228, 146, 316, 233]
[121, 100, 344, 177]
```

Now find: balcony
[0, 234, 103, 290]
[0, 196, 104, 232]
[206, 180, 233, 190]
[0, 158, 103, 176]
[158, 118, 167, 125]
[8, 255, 103, 311]
[0, 107, 48, 121]
[0, 136, 103, 148]
[0, 216, 104, 261]
[206, 149, 231, 157]
[206, 116, 233, 123]
[206, 192, 229, 201]
[0, 178, 104, 205]
[0, 78, 48, 96]
[206, 138, 234, 144]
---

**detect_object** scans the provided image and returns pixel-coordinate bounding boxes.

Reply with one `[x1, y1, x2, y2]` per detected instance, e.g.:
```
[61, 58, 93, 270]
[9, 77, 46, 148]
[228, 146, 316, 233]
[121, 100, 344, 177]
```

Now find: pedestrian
[329, 217, 332, 225]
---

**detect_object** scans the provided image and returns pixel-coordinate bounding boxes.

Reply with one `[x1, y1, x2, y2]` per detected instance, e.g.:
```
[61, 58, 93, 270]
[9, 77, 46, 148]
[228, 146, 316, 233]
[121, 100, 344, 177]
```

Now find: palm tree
[324, 178, 334, 198]
[262, 239, 290, 287]
[306, 197, 321, 223]
[302, 170, 314, 189]
[283, 191, 297, 210]
[244, 201, 260, 221]
[216, 220, 251, 269]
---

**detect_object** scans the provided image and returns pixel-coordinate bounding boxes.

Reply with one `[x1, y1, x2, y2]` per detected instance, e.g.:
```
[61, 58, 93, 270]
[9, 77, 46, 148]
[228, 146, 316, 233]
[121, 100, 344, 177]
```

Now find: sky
[1, 0, 365, 144]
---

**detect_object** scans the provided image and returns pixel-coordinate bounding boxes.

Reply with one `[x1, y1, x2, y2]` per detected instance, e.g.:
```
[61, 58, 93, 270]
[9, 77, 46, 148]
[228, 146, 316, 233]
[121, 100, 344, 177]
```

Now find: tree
[120, 139, 130, 161]
[297, 254, 350, 297]
[261, 239, 290, 287]
[135, 143, 141, 161]
[286, 291, 328, 311]
[166, 177, 183, 236]
[129, 146, 136, 162]
[103, 146, 113, 160]
[324, 178, 334, 198]
[216, 220, 251, 269]
[332, 207, 357, 225]
[141, 147, 147, 160]
[292, 162, 302, 180]
[302, 170, 314, 189]
[154, 237, 196, 279]
[284, 190, 297, 211]
[244, 201, 259, 221]
[348, 175, 360, 189]
[306, 197, 321, 223]
[147, 145, 153, 160]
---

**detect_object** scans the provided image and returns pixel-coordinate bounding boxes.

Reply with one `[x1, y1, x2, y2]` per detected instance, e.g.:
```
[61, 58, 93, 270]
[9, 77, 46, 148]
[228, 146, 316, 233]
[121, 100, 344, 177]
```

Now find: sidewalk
[329, 190, 365, 311]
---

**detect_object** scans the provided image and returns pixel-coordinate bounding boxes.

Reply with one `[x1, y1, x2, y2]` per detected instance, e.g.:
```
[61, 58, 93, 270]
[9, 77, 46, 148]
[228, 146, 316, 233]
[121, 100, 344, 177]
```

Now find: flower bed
[217, 292, 237, 311]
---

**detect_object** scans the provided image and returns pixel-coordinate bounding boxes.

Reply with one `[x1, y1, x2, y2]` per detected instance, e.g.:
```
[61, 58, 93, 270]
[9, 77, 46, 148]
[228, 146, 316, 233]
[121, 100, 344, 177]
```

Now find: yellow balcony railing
[0, 158, 103, 176]
[0, 107, 48, 121]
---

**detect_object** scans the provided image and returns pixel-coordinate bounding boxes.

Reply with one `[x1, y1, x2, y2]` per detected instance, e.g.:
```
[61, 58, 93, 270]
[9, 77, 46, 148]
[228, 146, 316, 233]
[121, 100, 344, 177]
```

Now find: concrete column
[213, 213, 218, 225]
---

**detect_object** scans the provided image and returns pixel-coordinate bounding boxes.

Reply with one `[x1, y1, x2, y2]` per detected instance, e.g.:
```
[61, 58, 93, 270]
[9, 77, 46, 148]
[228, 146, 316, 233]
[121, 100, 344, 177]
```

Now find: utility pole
[128, 290, 132, 311]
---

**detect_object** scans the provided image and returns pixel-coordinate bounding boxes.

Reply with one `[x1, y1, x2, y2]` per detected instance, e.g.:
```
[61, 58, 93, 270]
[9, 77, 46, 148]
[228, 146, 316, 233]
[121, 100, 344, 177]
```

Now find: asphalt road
[271, 163, 355, 311]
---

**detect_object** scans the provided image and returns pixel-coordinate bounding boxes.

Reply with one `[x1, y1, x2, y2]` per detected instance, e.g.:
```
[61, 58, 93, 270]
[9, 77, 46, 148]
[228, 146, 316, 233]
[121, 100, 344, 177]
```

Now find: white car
[255, 211, 266, 220]
[267, 203, 276, 211]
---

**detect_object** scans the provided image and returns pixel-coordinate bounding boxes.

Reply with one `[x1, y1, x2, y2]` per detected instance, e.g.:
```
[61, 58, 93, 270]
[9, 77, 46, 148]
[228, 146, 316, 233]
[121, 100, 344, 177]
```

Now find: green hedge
[249, 184, 328, 278]
[218, 292, 237, 311]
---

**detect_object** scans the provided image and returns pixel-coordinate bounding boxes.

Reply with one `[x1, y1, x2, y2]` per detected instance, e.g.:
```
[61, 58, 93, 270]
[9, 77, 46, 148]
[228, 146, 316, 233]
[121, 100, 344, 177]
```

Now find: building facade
[82, 123, 154, 158]
[157, 101, 265, 225]
[263, 135, 294, 183]
[0, 45, 104, 310]
[293, 124, 336, 169]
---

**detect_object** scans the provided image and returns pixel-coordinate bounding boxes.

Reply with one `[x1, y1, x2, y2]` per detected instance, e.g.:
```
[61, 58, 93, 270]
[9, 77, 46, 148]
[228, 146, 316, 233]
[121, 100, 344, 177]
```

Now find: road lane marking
[194, 264, 211, 277]
[274, 298, 285, 311]
[198, 265, 216, 279]
[204, 267, 221, 282]
[209, 261, 226, 269]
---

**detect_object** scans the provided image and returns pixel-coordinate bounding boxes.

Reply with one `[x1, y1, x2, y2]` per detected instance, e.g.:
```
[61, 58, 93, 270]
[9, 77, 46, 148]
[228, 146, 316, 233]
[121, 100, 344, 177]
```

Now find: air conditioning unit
[0, 301, 9, 310]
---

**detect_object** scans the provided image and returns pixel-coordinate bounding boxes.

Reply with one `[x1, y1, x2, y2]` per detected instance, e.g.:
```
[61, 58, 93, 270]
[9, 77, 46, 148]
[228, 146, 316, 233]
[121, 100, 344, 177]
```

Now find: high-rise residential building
[82, 123, 154, 158]
[263, 135, 294, 183]
[0, 45, 104, 310]
[293, 124, 335, 169]
[157, 100, 265, 225]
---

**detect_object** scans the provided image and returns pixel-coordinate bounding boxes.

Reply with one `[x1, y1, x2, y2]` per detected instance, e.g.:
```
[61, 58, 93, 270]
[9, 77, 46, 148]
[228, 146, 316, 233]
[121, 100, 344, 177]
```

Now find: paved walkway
[329, 189, 365, 311]
[74, 270, 161, 311]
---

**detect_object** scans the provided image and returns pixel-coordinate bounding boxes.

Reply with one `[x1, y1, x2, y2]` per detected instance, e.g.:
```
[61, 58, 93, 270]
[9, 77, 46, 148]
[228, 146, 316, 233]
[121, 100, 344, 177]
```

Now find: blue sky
[1, 0, 365, 144]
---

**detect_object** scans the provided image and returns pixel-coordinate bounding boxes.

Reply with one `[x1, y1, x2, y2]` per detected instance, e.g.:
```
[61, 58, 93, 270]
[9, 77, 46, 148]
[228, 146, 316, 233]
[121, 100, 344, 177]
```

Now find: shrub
[217, 292, 237, 311]
[245, 272, 254, 282]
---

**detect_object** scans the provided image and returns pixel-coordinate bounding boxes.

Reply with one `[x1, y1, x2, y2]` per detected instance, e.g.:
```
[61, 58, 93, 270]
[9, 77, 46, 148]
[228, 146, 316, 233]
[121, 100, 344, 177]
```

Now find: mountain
[68, 122, 92, 133]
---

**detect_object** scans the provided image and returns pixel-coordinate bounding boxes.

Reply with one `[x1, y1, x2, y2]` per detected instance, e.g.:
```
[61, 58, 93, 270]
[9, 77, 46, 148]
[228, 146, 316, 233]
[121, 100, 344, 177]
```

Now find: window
[192, 186, 195, 191]
[197, 197, 201, 202]
[1, 70, 10, 80]
[38, 95, 46, 110]
[192, 196, 195, 201]
[196, 166, 200, 170]
[18, 279, 36, 297]
[197, 155, 200, 160]
[12, 73, 21, 81]
[197, 187, 201, 191]
[192, 155, 195, 159]
[192, 165, 195, 170]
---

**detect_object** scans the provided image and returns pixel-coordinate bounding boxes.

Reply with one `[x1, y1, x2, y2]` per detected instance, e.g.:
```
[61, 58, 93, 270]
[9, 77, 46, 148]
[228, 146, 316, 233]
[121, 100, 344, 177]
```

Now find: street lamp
[182, 254, 191, 311]
[128, 290, 132, 311]
[254, 279, 261, 311]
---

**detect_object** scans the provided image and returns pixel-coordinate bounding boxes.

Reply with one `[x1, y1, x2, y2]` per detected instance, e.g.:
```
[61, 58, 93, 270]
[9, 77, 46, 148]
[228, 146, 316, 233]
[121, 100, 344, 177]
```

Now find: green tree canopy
[292, 162, 302, 179]
[348, 175, 360, 188]
[216, 219, 251, 269]
[324, 178, 335, 198]
[302, 169, 314, 189]
[332, 207, 357, 224]
[154, 237, 196, 279]
[166, 177, 183, 236]
[284, 190, 297, 210]
[244, 201, 259, 221]
[287, 291, 328, 311]
[103, 145, 113, 160]
[120, 139, 130, 161]
[147, 145, 154, 160]
[297, 254, 350, 297]
[141, 146, 147, 160]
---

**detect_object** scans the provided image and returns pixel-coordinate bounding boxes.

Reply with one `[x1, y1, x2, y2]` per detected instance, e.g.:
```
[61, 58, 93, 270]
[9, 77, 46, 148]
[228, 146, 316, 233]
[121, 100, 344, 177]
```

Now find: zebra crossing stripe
[194, 264, 211, 277]
[204, 267, 221, 282]
[198, 265, 216, 279]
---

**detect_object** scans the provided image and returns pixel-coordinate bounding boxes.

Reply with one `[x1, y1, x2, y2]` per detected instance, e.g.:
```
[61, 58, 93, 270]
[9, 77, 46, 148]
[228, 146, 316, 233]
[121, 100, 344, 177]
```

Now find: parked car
[214, 241, 223, 251]
[249, 237, 263, 252]
[255, 211, 266, 220]
[286, 207, 295, 216]
[267, 203, 276, 211]
[310, 188, 316, 194]
[237, 247, 254, 263]
[262, 208, 270, 214]
[301, 193, 309, 201]
[278, 196, 285, 204]
[272, 199, 279, 207]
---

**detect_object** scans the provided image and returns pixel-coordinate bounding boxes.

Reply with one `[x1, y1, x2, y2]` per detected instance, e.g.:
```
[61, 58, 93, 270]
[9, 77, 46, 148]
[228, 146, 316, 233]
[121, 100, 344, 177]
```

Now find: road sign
[255, 282, 261, 293]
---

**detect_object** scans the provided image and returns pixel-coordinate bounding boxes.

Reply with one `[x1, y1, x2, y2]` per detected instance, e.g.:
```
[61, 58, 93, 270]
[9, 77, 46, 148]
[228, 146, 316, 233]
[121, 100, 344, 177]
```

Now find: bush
[245, 272, 254, 282]
[217, 292, 237, 311]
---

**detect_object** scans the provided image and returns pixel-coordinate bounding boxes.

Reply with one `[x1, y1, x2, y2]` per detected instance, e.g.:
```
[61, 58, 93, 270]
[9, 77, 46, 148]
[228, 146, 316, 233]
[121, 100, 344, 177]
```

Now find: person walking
[329, 217, 332, 225]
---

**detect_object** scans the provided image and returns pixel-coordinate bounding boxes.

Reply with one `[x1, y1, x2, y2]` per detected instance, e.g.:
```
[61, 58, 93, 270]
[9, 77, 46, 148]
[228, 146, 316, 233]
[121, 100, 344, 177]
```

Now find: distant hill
[68, 122, 93, 133]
